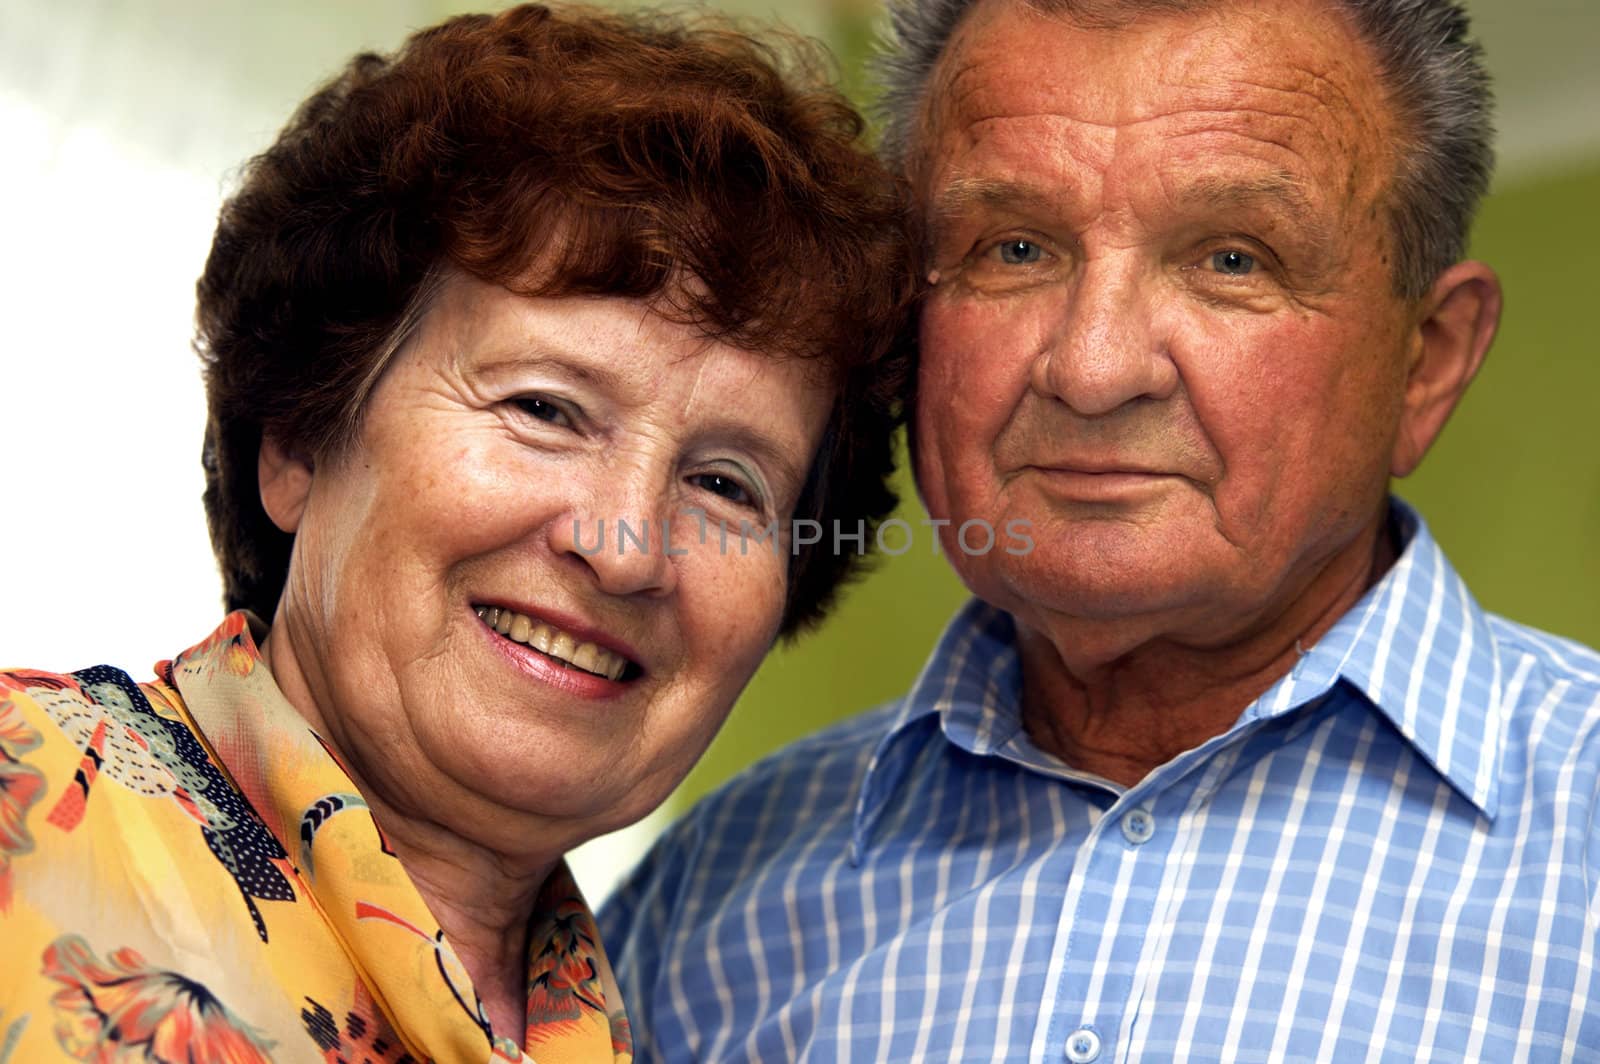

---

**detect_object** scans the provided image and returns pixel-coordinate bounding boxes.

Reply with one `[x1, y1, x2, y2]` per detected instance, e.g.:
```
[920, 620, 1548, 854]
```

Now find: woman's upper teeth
[475, 606, 629, 681]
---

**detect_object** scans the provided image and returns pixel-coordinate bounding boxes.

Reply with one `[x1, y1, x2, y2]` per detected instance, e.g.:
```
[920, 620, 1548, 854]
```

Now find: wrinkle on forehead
[922, 0, 1398, 252]
[681, 355, 712, 420]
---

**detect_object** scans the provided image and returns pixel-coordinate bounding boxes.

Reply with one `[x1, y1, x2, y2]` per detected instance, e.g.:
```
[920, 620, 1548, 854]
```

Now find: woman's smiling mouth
[474, 605, 635, 681]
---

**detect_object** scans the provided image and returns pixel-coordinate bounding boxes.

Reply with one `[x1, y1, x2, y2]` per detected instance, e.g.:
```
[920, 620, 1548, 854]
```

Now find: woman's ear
[258, 436, 314, 534]
[1391, 260, 1502, 478]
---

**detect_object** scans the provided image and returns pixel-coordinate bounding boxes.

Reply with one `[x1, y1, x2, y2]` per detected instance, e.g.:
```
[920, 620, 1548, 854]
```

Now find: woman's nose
[549, 487, 680, 599]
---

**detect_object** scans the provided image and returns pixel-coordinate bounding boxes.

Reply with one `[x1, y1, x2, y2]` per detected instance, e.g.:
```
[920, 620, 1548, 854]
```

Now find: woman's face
[262, 273, 831, 851]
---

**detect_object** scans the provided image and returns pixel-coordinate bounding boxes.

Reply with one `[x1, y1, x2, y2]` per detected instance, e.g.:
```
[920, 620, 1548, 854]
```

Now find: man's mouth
[474, 605, 635, 681]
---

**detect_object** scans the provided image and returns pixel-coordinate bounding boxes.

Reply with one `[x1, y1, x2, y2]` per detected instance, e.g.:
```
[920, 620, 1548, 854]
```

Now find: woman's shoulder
[0, 658, 309, 1063]
[2, 658, 194, 771]
[0, 655, 287, 934]
[0, 658, 213, 888]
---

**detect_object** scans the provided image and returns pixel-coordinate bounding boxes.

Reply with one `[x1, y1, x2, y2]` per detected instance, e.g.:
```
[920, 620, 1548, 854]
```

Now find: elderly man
[601, 0, 1600, 1059]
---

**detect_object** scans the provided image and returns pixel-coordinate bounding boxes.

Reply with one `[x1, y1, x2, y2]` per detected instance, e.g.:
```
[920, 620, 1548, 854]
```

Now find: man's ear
[258, 436, 314, 534]
[1391, 260, 1502, 477]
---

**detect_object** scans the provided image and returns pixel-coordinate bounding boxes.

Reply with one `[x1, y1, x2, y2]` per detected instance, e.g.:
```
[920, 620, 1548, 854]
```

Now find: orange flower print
[185, 614, 258, 679]
[525, 894, 607, 1029]
[0, 696, 45, 912]
[523, 864, 632, 1057]
[0, 669, 79, 697]
[0, 695, 45, 759]
[525, 866, 612, 1044]
[42, 935, 275, 1063]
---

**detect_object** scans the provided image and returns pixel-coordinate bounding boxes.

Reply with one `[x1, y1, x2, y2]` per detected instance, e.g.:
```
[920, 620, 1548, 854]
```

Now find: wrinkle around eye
[949, 234, 1069, 294]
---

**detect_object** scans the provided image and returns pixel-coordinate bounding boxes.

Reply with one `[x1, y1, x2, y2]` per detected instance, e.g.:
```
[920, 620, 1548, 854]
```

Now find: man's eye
[512, 396, 570, 426]
[691, 473, 754, 507]
[1211, 249, 1256, 275]
[995, 239, 1043, 265]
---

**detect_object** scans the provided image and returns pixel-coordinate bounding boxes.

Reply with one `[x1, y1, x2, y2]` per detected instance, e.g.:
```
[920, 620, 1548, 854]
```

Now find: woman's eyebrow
[472, 353, 624, 390]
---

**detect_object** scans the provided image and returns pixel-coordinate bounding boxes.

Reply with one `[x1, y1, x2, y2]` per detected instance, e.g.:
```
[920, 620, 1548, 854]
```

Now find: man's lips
[1019, 464, 1186, 500]
[1025, 459, 1175, 477]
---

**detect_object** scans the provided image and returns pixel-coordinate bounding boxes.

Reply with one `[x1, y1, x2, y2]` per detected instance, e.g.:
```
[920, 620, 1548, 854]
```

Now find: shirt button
[1065, 1026, 1102, 1062]
[1121, 808, 1155, 845]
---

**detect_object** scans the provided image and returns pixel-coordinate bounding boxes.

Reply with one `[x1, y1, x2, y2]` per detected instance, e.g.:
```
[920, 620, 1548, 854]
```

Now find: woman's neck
[372, 804, 558, 1043]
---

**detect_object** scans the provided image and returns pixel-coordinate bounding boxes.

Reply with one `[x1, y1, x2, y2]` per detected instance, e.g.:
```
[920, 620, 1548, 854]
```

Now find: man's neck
[1017, 516, 1399, 788]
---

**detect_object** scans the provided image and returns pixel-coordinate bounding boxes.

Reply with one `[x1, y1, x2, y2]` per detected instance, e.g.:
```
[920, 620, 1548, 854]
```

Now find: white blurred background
[2, 0, 1597, 898]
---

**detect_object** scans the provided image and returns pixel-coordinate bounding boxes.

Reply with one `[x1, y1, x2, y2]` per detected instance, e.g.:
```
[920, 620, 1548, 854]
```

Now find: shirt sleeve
[1587, 746, 1600, 921]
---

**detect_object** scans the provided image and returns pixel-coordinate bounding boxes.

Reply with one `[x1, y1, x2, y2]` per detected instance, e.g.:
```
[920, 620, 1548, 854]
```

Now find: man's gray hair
[874, 0, 1494, 298]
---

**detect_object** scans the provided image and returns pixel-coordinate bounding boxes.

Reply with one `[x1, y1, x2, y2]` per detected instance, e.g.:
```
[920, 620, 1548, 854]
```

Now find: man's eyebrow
[932, 176, 1059, 218]
[933, 172, 1318, 215]
[1175, 172, 1331, 242]
[925, 172, 1335, 253]
[926, 176, 1062, 249]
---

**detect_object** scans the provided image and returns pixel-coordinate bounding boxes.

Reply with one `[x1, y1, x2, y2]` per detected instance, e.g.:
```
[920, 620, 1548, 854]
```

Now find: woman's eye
[691, 472, 755, 508]
[511, 396, 571, 427]
[994, 239, 1043, 265]
[1211, 249, 1256, 275]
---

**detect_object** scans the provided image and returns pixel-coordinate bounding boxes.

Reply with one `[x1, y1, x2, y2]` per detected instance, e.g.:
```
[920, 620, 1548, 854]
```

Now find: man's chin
[961, 548, 1249, 642]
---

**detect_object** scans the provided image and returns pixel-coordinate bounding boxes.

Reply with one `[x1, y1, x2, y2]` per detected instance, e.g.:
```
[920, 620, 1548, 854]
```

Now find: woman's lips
[474, 605, 634, 681]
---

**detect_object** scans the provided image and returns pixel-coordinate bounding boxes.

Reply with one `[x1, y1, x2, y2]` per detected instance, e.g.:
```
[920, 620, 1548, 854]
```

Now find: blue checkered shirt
[600, 502, 1600, 1062]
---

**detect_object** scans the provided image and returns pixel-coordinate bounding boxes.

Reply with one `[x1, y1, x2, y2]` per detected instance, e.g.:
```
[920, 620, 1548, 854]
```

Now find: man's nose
[549, 476, 679, 599]
[1030, 260, 1179, 415]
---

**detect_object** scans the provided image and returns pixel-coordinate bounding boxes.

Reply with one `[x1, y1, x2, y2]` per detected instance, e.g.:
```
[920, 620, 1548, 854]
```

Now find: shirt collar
[849, 599, 1020, 864]
[1253, 500, 1504, 819]
[851, 498, 1505, 858]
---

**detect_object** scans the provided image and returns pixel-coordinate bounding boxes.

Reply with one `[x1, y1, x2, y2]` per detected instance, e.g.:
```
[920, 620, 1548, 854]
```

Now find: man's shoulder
[1477, 613, 1600, 782]
[608, 599, 1021, 911]
[1485, 612, 1600, 689]
[1483, 613, 1600, 731]
[599, 700, 912, 935]
[669, 699, 907, 848]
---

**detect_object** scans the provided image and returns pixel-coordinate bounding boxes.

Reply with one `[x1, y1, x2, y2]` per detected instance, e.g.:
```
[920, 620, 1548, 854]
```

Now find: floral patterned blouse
[0, 612, 632, 1064]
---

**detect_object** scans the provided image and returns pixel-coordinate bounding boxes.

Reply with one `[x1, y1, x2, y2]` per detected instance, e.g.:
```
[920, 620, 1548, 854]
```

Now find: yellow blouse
[0, 612, 631, 1063]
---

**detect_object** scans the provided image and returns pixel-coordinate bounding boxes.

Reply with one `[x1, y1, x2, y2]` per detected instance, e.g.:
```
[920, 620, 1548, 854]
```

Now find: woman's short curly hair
[197, 3, 914, 638]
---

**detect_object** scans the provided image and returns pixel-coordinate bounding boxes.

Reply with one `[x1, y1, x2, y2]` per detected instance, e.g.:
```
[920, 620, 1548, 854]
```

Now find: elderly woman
[0, 5, 909, 1062]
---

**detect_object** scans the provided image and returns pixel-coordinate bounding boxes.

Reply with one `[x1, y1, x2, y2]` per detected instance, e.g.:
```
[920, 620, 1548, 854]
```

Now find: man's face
[915, 0, 1422, 650]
